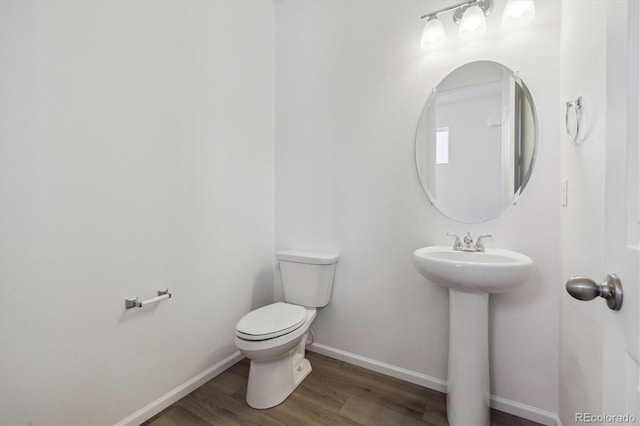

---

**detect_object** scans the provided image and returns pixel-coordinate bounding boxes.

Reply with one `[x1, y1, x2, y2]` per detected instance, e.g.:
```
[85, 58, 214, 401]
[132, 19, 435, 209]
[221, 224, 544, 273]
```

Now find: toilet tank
[277, 250, 339, 307]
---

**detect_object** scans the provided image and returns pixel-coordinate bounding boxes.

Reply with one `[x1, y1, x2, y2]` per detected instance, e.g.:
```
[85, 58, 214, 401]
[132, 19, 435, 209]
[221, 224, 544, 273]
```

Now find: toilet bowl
[234, 250, 338, 409]
[235, 302, 317, 409]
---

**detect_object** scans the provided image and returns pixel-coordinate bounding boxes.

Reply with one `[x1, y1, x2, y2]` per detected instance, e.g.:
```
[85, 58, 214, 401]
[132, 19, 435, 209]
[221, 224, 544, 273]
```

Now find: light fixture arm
[420, 0, 477, 20]
[420, 0, 494, 23]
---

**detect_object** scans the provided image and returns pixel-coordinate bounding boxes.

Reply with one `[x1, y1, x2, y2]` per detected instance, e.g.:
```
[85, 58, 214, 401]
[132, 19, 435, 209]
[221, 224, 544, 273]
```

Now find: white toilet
[234, 250, 339, 409]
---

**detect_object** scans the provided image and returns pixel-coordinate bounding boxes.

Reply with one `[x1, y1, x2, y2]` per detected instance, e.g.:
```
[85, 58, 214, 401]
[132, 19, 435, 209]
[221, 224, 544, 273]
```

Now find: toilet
[234, 250, 339, 409]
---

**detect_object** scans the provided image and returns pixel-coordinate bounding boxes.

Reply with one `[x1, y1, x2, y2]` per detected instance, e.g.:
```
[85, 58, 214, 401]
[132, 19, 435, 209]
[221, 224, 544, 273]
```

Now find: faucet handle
[446, 233, 463, 250]
[474, 234, 492, 252]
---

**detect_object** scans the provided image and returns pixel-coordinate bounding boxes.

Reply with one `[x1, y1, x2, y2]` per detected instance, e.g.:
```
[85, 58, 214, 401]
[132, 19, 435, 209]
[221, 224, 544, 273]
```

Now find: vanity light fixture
[420, 0, 493, 48]
[458, 3, 488, 40]
[420, 0, 535, 49]
[502, 0, 536, 27]
[421, 16, 446, 47]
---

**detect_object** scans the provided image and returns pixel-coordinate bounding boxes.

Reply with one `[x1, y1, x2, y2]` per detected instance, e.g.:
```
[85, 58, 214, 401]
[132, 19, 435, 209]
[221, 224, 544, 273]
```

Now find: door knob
[565, 274, 623, 311]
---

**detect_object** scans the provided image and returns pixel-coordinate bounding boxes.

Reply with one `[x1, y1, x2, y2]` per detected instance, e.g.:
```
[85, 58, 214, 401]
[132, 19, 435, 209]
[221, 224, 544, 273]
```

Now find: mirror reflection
[415, 61, 538, 223]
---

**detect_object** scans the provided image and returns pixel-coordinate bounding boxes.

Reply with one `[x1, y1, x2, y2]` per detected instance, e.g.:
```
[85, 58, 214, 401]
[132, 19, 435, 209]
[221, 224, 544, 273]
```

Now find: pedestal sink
[412, 246, 533, 426]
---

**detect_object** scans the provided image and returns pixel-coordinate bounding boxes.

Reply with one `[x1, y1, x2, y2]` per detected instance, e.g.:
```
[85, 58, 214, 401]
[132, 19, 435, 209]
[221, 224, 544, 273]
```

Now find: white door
[601, 0, 639, 419]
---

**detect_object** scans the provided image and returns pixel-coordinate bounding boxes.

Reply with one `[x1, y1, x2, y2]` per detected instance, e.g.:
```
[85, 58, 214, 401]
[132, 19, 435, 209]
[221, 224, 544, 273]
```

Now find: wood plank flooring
[143, 351, 542, 426]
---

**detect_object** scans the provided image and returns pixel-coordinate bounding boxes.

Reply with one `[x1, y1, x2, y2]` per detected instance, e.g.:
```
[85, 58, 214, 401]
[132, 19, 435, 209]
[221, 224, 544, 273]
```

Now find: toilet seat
[236, 302, 307, 341]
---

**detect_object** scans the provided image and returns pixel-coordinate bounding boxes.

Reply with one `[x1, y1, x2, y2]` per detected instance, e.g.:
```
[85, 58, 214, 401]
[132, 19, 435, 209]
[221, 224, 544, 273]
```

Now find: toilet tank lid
[277, 250, 339, 265]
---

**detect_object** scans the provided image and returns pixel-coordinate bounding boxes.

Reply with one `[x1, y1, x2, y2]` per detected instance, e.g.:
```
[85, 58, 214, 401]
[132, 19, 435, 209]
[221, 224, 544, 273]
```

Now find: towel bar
[566, 96, 582, 142]
[125, 288, 171, 309]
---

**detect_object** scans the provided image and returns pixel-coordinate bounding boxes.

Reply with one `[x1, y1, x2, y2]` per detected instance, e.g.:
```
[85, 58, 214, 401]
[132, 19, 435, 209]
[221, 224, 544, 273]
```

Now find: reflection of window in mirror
[436, 127, 449, 165]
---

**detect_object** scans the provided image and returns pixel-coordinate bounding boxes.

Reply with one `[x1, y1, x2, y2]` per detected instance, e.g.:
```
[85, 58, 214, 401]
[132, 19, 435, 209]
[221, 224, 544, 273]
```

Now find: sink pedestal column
[447, 289, 490, 426]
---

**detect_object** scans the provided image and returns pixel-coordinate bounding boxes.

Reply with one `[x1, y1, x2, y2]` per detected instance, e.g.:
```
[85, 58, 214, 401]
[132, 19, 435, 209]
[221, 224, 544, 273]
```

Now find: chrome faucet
[462, 233, 474, 249]
[474, 234, 492, 252]
[446, 232, 463, 251]
[447, 233, 492, 252]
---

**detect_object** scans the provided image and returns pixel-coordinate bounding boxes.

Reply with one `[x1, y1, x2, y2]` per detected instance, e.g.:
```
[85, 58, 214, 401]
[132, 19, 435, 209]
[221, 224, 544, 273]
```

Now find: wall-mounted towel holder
[566, 96, 582, 142]
[125, 288, 171, 309]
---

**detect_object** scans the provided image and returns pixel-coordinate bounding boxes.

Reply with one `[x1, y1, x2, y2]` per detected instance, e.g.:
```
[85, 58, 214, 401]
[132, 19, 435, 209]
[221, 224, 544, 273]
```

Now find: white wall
[0, 1, 274, 424]
[275, 0, 560, 416]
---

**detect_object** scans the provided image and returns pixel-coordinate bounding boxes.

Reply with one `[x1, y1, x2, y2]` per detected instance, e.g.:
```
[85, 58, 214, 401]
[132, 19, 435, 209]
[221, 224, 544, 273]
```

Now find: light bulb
[502, 0, 535, 27]
[421, 16, 446, 49]
[458, 4, 487, 40]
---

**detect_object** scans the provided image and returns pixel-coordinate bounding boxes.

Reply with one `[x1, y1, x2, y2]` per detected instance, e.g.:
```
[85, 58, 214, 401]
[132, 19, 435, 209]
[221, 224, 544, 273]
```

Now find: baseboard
[115, 351, 244, 426]
[308, 342, 447, 392]
[308, 342, 559, 426]
[553, 413, 563, 426]
[490, 395, 559, 426]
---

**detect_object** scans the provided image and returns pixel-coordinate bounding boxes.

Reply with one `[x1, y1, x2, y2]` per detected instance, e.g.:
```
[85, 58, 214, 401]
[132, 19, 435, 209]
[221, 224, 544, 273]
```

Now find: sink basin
[413, 246, 533, 293]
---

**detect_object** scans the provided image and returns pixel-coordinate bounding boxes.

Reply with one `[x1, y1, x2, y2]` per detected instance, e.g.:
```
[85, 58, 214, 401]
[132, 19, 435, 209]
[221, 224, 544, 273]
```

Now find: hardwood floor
[143, 351, 542, 426]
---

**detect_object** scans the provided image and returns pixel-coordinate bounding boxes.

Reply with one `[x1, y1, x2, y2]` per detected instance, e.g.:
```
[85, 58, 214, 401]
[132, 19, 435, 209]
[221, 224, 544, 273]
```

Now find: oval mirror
[415, 61, 538, 223]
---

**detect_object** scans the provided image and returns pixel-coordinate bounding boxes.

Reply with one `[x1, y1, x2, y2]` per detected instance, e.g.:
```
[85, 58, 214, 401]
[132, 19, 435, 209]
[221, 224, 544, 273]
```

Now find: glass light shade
[458, 5, 487, 40]
[502, 0, 535, 27]
[421, 17, 445, 49]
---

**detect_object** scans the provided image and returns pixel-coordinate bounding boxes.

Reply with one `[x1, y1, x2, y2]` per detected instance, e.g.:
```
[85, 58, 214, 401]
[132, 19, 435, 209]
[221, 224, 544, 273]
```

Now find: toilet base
[246, 345, 312, 409]
[236, 307, 317, 409]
